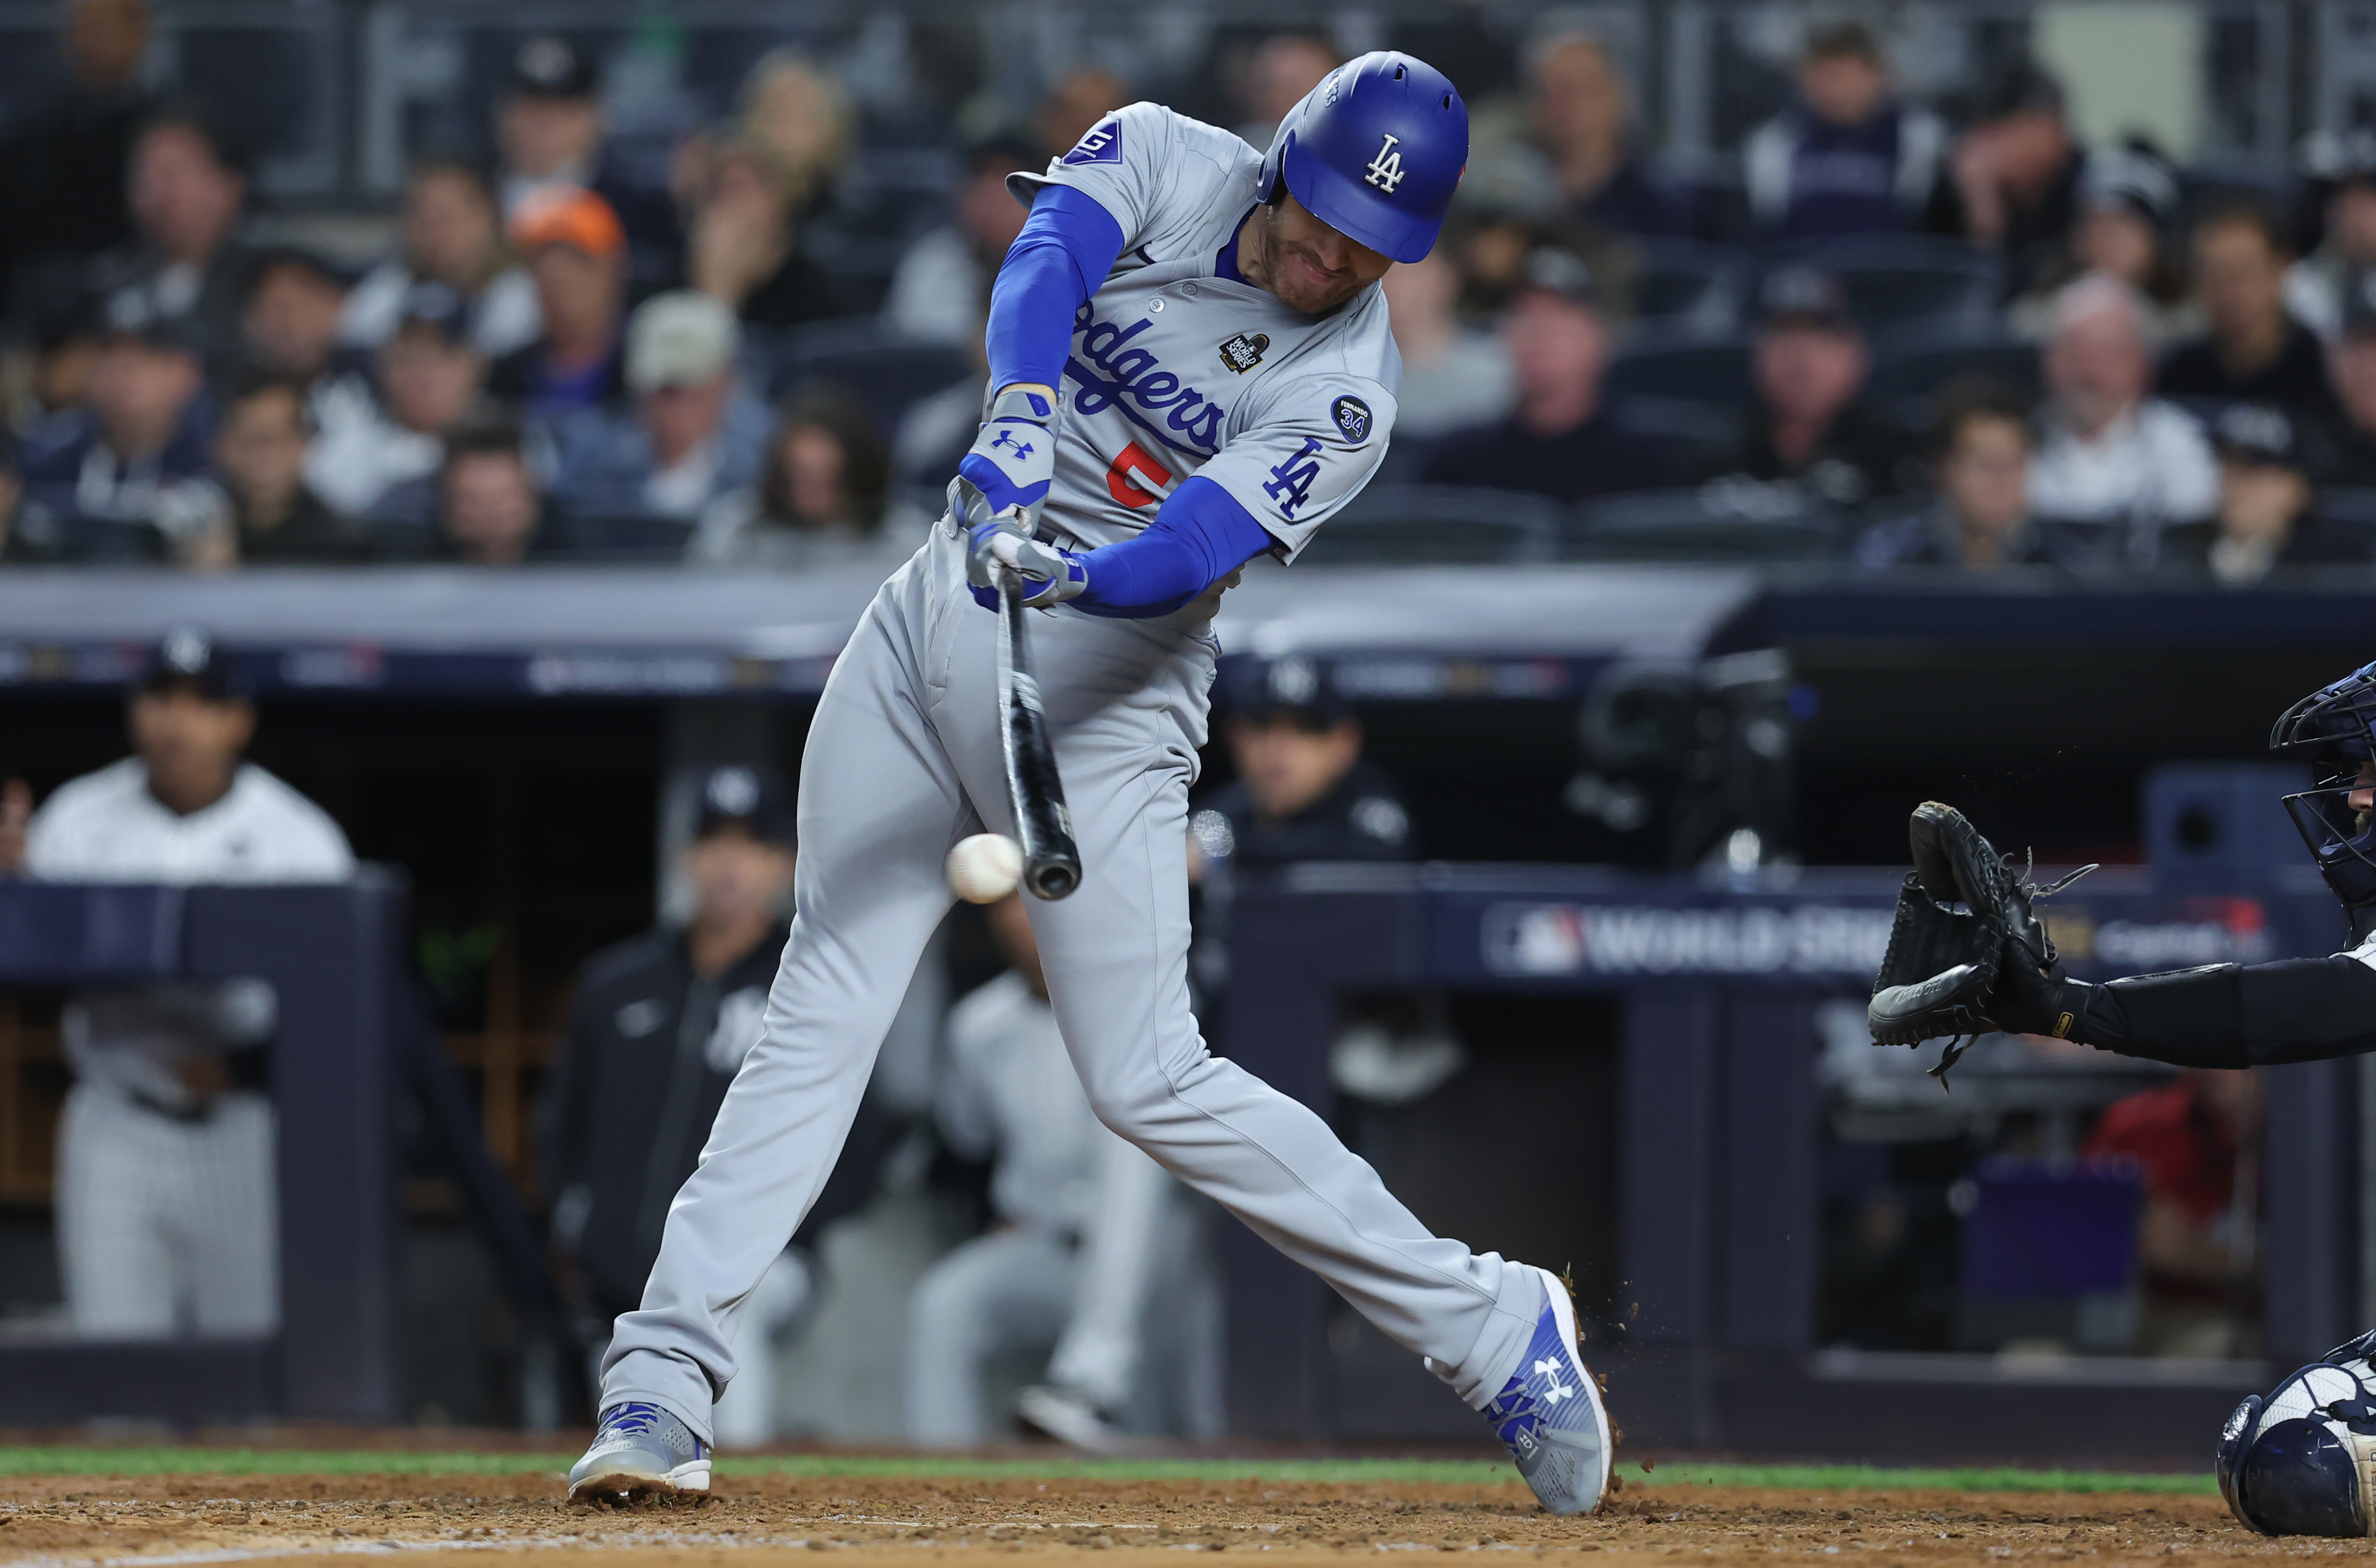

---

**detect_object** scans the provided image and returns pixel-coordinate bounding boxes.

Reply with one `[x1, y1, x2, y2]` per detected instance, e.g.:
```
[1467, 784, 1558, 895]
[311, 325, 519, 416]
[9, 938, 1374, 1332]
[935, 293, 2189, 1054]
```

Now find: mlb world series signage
[1456, 878, 2318, 987]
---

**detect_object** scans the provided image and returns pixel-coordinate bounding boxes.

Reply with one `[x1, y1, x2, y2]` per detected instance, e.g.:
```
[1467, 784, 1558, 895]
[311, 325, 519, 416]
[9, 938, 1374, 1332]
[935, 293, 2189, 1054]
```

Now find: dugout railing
[1219, 862, 2354, 1462]
[0, 872, 556, 1424]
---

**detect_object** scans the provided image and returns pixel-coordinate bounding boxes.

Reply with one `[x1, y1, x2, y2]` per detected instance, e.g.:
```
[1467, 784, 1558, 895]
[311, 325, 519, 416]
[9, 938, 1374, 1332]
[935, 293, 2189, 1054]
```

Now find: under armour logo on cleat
[1534, 1356, 1576, 1406]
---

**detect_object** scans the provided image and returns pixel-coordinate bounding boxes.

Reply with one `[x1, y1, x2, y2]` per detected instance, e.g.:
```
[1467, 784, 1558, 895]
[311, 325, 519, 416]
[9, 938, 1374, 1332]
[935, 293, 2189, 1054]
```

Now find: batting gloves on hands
[967, 518, 1087, 610]
[956, 385, 1058, 526]
[954, 383, 1085, 610]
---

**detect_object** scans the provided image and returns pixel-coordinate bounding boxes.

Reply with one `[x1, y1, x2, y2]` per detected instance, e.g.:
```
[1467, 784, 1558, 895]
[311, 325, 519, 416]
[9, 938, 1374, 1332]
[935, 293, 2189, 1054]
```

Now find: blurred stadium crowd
[0, 0, 2347, 1437]
[2, 0, 2374, 578]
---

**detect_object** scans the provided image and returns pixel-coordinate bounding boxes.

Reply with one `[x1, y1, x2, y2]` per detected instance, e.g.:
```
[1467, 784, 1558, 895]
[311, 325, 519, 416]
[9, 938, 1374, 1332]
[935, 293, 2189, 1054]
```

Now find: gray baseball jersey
[1010, 102, 1401, 558]
[599, 103, 1547, 1450]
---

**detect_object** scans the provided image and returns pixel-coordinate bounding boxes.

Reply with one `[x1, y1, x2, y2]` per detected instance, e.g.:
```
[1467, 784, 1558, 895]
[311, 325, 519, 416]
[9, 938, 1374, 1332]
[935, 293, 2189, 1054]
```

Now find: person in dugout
[537, 764, 881, 1444]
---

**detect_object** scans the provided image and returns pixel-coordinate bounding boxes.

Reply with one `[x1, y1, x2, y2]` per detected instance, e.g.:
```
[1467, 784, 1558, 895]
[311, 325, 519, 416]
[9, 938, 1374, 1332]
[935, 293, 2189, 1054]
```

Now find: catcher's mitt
[1866, 801, 2095, 1083]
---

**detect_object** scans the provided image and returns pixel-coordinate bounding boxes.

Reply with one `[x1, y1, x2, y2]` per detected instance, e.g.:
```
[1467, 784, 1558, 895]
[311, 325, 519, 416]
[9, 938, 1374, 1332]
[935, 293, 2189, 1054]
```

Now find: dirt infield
[0, 1468, 2298, 1568]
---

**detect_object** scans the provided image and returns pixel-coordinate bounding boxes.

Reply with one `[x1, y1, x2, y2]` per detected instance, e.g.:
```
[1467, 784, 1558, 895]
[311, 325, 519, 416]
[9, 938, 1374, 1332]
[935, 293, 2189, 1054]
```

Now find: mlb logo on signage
[1063, 121, 1122, 166]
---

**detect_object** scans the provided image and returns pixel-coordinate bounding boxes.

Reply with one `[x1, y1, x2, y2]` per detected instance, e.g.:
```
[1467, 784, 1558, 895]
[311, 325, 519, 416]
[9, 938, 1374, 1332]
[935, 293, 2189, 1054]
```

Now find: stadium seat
[1764, 236, 2004, 334]
[1561, 481, 1844, 563]
[1866, 321, 2042, 431]
[547, 513, 699, 563]
[1629, 239, 1750, 334]
[1603, 331, 1754, 409]
[763, 322, 974, 438]
[1294, 485, 1559, 565]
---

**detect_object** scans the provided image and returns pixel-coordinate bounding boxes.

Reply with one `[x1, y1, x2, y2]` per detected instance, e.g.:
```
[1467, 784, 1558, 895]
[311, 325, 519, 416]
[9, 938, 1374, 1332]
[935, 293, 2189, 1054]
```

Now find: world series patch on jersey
[1010, 102, 1403, 562]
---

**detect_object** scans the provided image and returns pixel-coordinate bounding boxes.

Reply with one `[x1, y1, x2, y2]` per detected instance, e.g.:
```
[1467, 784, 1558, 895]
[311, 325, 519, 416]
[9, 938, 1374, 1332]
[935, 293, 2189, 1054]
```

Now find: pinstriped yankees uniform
[25, 757, 353, 1336]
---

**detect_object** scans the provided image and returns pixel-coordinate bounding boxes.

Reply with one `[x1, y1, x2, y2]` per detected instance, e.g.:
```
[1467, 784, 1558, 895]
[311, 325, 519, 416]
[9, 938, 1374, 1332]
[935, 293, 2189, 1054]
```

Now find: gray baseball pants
[602, 523, 1544, 1441]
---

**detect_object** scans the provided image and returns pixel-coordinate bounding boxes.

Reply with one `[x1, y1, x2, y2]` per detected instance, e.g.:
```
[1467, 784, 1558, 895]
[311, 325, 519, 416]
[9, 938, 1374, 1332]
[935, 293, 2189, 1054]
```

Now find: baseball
[946, 833, 1024, 903]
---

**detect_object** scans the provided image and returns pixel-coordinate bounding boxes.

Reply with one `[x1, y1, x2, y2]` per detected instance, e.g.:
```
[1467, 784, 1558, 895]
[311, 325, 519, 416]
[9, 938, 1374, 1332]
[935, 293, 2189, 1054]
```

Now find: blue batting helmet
[2218, 1333, 2376, 1536]
[1259, 51, 1468, 265]
[2269, 658, 2376, 938]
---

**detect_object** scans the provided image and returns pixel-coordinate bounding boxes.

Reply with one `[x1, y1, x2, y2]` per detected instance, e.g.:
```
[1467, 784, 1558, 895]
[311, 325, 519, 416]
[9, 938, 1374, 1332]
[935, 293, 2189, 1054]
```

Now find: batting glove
[967, 517, 1087, 610]
[955, 385, 1058, 529]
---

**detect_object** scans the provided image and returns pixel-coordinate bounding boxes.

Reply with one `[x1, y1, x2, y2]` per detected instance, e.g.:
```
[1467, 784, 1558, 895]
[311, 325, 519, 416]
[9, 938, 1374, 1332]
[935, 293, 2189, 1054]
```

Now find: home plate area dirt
[0, 1471, 2322, 1568]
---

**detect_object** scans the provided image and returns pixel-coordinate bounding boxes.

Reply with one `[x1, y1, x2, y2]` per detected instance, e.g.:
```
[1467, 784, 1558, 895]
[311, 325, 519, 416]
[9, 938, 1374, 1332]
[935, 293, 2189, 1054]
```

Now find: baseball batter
[570, 53, 1614, 1516]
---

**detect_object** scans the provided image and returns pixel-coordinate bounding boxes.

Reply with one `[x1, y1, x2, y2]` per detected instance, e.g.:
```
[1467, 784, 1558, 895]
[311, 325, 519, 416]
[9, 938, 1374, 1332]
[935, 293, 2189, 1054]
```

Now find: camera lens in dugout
[1567, 651, 1802, 872]
[2267, 658, 2376, 941]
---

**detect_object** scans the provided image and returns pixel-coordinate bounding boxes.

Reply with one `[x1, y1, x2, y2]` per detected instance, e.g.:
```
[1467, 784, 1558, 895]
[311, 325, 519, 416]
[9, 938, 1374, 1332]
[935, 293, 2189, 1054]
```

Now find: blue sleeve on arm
[1074, 477, 1279, 618]
[985, 185, 1126, 393]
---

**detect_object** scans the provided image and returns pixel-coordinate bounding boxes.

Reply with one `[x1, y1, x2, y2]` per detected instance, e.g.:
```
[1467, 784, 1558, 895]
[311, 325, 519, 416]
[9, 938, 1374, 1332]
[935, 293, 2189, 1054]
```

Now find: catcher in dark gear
[1867, 658, 2376, 1538]
[1871, 659, 2376, 1076]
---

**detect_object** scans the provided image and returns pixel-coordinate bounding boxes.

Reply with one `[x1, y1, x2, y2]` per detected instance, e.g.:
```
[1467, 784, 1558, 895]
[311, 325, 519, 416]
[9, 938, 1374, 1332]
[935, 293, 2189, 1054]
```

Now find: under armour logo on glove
[958, 386, 1059, 527]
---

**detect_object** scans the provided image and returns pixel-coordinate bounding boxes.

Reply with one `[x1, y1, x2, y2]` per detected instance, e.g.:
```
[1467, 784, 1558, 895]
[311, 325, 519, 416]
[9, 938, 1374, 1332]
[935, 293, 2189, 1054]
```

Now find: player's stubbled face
[2352, 759, 2375, 828]
[1253, 194, 1392, 315]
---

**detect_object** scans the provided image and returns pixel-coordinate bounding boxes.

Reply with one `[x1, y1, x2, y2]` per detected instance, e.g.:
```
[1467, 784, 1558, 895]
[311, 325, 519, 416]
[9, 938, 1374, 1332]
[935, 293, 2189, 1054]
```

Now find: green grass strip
[0, 1449, 2215, 1495]
[1633, 1464, 2216, 1496]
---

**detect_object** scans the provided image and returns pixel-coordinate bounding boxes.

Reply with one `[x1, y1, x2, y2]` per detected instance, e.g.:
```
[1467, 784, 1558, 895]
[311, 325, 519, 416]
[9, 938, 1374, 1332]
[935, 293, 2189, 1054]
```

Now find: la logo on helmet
[1363, 133, 1405, 193]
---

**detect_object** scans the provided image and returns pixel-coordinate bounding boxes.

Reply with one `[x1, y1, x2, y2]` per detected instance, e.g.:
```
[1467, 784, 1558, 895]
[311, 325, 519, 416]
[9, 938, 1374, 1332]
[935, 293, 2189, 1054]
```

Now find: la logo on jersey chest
[1364, 133, 1406, 193]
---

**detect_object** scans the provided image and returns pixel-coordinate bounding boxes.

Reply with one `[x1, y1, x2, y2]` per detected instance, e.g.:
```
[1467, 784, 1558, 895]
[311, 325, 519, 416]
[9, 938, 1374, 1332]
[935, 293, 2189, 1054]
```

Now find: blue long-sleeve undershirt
[986, 184, 1125, 394]
[1074, 478, 1279, 618]
[983, 184, 1275, 618]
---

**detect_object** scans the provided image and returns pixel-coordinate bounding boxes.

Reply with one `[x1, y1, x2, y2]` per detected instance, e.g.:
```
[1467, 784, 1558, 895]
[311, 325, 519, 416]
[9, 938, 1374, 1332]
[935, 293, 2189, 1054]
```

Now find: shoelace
[1928, 852, 2101, 1089]
[599, 1403, 663, 1438]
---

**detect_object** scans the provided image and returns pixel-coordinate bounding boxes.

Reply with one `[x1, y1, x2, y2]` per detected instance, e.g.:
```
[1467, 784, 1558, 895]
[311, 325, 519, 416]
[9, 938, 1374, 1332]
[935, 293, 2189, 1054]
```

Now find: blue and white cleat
[1483, 1266, 1614, 1516]
[567, 1402, 712, 1504]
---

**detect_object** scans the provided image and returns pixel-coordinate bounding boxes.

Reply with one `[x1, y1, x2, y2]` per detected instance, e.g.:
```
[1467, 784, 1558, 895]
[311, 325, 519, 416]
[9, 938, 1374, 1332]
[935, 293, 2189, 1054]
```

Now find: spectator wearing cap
[2160, 204, 2343, 424]
[881, 134, 1039, 348]
[1698, 267, 1904, 508]
[1526, 31, 1696, 242]
[1926, 66, 2088, 296]
[340, 160, 543, 361]
[1418, 250, 1673, 504]
[489, 186, 630, 416]
[1857, 378, 2058, 570]
[0, 631, 354, 1339]
[210, 373, 368, 564]
[684, 132, 845, 337]
[239, 248, 357, 390]
[1379, 248, 1515, 444]
[2169, 404, 2372, 583]
[419, 417, 553, 566]
[538, 765, 856, 1444]
[2008, 147, 2195, 345]
[2318, 266, 2376, 486]
[305, 282, 491, 527]
[0, 0, 157, 314]
[2284, 131, 2376, 345]
[14, 287, 226, 564]
[691, 384, 927, 572]
[2027, 276, 2217, 555]
[548, 291, 768, 524]
[94, 106, 261, 384]
[1743, 22, 1946, 241]
[498, 34, 683, 294]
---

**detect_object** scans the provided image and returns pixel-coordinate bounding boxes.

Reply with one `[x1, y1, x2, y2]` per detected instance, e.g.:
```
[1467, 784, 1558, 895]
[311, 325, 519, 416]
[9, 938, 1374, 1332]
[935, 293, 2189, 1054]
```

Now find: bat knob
[1025, 858, 1080, 900]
